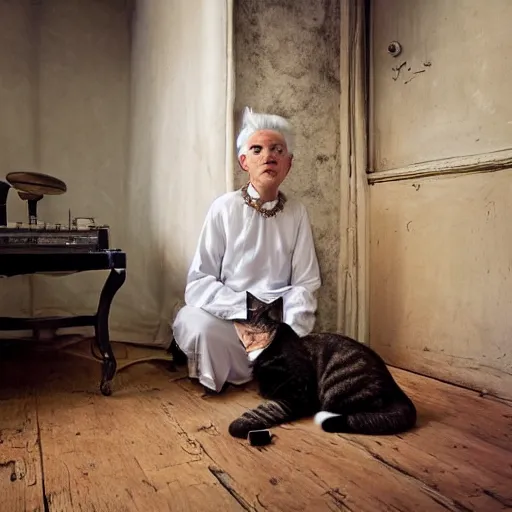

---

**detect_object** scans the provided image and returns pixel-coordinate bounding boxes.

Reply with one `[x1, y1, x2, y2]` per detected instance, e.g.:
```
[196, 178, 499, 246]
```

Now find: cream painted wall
[31, 0, 132, 331]
[0, 1, 35, 322]
[370, 0, 512, 172]
[370, 171, 512, 400]
[369, 0, 512, 399]
[0, 0, 148, 342]
[234, 0, 341, 332]
[0, 0, 130, 233]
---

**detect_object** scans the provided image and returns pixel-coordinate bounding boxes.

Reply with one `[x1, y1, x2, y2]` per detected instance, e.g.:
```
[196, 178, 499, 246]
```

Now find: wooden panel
[370, 0, 512, 172]
[368, 148, 512, 184]
[369, 170, 512, 400]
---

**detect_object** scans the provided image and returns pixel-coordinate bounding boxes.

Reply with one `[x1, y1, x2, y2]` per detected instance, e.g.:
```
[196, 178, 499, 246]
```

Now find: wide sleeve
[282, 206, 322, 336]
[184, 203, 247, 321]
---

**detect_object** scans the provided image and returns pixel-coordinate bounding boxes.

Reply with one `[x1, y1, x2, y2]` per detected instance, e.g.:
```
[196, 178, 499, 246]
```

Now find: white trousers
[172, 305, 252, 391]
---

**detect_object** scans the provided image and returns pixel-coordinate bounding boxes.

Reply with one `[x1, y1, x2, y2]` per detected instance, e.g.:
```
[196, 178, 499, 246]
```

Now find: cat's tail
[314, 397, 417, 435]
[229, 399, 297, 438]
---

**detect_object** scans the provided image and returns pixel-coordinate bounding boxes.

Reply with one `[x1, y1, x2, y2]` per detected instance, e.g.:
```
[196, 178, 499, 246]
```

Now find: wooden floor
[1, 342, 511, 512]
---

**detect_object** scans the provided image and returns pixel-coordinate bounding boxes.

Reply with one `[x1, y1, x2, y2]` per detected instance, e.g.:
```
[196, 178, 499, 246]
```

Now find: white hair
[236, 107, 294, 157]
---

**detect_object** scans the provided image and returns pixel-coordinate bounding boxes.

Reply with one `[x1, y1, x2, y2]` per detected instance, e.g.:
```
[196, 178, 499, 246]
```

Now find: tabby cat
[229, 292, 417, 438]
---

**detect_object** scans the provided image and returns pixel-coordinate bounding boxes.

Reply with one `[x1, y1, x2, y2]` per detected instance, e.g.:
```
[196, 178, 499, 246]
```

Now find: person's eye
[250, 145, 262, 154]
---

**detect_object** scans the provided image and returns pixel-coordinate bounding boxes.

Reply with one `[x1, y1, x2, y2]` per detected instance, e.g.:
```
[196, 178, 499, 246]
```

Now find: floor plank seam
[172, 416, 213, 460]
[322, 487, 355, 512]
[306, 468, 356, 511]
[161, 401, 256, 510]
[340, 436, 473, 512]
[35, 395, 50, 512]
[208, 466, 256, 511]
[482, 489, 512, 508]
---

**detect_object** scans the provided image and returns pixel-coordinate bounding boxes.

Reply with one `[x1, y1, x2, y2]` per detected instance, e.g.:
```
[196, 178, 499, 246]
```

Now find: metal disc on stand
[6, 171, 67, 196]
[6, 172, 67, 225]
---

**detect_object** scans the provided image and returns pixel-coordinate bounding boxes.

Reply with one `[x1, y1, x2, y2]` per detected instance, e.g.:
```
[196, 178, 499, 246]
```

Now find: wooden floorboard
[0, 358, 44, 512]
[0, 344, 511, 512]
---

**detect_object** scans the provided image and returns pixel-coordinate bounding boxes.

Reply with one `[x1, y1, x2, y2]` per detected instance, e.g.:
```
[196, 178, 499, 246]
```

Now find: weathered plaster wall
[234, 0, 341, 332]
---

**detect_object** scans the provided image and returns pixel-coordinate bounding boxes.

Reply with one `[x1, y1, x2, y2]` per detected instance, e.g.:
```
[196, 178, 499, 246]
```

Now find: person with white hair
[171, 107, 321, 393]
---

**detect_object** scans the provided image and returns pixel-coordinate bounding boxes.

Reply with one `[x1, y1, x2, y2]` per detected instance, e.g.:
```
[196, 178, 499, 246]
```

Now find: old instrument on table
[0, 222, 110, 254]
[0, 171, 110, 253]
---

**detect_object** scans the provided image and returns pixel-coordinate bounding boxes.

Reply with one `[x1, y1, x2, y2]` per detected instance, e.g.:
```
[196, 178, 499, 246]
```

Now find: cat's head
[245, 292, 283, 326]
[233, 292, 283, 353]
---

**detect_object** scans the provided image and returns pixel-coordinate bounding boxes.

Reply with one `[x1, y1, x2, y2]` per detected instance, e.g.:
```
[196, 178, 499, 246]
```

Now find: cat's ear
[268, 296, 284, 323]
[246, 292, 263, 321]
[246, 291, 266, 310]
[271, 296, 283, 308]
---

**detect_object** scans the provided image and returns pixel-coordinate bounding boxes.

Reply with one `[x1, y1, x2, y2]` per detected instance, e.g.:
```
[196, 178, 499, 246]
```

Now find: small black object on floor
[248, 429, 273, 446]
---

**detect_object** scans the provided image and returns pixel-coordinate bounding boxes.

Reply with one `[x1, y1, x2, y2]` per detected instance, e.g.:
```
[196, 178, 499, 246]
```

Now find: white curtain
[0, 0, 234, 347]
[121, 0, 235, 345]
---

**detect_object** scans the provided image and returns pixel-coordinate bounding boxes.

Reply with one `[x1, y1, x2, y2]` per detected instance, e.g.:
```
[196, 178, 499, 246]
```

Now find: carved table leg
[95, 268, 126, 396]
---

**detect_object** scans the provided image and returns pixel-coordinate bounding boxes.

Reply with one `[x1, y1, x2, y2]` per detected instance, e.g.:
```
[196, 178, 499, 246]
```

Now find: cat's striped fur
[229, 293, 417, 438]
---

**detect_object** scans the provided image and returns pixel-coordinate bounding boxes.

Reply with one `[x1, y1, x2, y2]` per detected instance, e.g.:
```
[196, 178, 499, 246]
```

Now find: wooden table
[0, 249, 126, 395]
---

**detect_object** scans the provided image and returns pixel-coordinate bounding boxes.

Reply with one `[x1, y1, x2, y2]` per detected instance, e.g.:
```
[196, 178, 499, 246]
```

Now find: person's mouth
[262, 161, 277, 174]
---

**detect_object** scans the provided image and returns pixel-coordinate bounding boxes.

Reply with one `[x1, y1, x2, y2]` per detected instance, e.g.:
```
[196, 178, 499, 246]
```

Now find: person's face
[239, 130, 293, 193]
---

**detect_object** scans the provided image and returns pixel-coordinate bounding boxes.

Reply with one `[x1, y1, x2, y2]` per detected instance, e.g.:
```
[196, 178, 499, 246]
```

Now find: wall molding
[368, 148, 512, 184]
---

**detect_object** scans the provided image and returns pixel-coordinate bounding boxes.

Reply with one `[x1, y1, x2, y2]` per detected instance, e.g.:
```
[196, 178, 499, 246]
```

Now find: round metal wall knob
[387, 41, 402, 57]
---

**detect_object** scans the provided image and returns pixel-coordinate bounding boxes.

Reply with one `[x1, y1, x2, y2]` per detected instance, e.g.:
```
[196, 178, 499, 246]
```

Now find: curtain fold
[337, 0, 369, 342]
[121, 0, 235, 346]
[124, 0, 233, 342]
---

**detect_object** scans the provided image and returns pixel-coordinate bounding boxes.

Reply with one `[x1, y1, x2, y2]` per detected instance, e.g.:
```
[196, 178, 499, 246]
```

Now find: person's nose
[261, 147, 277, 161]
[260, 147, 272, 159]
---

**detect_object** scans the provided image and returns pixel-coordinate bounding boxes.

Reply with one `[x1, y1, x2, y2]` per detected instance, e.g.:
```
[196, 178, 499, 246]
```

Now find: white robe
[172, 184, 321, 391]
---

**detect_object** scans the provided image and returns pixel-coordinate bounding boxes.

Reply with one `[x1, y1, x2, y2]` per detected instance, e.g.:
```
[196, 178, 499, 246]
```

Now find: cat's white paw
[314, 411, 341, 427]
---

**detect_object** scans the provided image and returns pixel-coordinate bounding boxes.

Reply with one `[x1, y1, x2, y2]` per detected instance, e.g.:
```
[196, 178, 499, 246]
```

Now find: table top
[0, 249, 126, 276]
